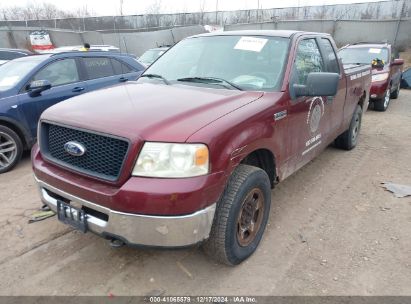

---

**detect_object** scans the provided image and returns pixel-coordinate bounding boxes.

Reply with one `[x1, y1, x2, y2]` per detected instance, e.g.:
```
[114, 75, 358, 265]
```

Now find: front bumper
[32, 144, 225, 215]
[36, 177, 216, 247]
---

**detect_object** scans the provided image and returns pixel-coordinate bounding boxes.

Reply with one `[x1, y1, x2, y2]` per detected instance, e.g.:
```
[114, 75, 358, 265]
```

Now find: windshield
[0, 60, 41, 91]
[338, 47, 389, 65]
[139, 49, 167, 65]
[142, 35, 290, 91]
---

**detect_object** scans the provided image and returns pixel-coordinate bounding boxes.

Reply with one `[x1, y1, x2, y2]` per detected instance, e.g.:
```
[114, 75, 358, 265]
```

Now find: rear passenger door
[317, 37, 346, 135]
[81, 57, 133, 92]
[111, 58, 142, 81]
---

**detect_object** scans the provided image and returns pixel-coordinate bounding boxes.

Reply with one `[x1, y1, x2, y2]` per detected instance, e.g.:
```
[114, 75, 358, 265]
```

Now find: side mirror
[28, 80, 51, 97]
[391, 59, 404, 66]
[293, 72, 339, 98]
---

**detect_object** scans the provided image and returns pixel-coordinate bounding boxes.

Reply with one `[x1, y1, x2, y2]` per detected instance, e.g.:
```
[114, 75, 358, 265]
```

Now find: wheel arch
[239, 148, 277, 188]
[0, 116, 32, 150]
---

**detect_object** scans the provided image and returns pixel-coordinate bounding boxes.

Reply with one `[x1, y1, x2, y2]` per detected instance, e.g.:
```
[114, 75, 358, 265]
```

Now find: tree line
[0, 2, 95, 21]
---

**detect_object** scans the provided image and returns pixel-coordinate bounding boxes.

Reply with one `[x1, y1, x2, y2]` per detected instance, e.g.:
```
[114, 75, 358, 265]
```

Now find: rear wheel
[335, 105, 362, 151]
[202, 165, 271, 266]
[390, 82, 400, 99]
[0, 125, 23, 174]
[374, 88, 390, 111]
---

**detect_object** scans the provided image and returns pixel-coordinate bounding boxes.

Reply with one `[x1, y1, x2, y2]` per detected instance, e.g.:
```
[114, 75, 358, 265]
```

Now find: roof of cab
[47, 51, 136, 58]
[11, 51, 135, 63]
[190, 30, 329, 39]
[342, 42, 390, 49]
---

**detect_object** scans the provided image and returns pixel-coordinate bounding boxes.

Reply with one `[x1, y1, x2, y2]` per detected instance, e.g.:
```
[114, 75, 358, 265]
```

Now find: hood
[42, 82, 264, 143]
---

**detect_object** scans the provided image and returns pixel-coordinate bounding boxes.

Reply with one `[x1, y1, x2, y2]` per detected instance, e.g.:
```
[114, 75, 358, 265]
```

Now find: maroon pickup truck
[339, 42, 404, 111]
[32, 31, 371, 265]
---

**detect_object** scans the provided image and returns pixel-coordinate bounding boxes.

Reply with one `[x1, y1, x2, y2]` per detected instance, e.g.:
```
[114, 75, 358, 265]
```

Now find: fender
[187, 94, 287, 185]
[228, 138, 277, 174]
[209, 119, 280, 182]
[230, 143, 278, 184]
[0, 115, 34, 149]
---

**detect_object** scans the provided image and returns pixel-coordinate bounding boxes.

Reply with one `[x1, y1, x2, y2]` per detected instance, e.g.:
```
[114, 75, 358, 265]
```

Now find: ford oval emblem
[64, 141, 86, 157]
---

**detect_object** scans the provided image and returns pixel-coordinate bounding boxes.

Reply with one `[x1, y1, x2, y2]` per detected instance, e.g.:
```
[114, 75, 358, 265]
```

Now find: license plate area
[57, 200, 88, 233]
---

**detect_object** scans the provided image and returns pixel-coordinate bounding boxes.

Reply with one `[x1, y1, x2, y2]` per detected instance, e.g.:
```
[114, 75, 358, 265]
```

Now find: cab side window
[83, 57, 115, 79]
[294, 39, 324, 85]
[33, 59, 79, 86]
[111, 59, 132, 74]
[319, 38, 340, 73]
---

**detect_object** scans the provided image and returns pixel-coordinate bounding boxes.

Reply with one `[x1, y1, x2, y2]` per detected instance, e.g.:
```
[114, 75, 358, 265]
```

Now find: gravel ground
[0, 90, 410, 296]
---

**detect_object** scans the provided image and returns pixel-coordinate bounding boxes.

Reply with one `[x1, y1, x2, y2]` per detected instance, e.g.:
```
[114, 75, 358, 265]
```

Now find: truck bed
[343, 63, 371, 78]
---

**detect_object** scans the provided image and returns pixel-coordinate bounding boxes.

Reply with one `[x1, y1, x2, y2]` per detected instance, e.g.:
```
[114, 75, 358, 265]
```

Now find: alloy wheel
[0, 132, 17, 170]
[384, 88, 390, 109]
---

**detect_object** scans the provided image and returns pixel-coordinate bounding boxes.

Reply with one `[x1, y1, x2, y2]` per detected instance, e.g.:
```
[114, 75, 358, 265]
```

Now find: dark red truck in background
[32, 31, 371, 265]
[339, 42, 404, 111]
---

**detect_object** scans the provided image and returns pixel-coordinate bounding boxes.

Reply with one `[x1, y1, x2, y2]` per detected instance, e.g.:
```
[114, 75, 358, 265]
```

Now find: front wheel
[0, 125, 23, 174]
[202, 165, 271, 266]
[374, 88, 391, 111]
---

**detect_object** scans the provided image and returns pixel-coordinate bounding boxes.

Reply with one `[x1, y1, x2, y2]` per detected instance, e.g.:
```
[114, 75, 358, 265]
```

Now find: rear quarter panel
[342, 65, 371, 131]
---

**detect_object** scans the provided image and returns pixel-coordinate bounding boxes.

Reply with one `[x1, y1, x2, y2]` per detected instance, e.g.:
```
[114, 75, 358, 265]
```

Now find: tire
[202, 164, 271, 266]
[335, 105, 362, 151]
[0, 125, 23, 174]
[374, 88, 390, 111]
[390, 82, 400, 99]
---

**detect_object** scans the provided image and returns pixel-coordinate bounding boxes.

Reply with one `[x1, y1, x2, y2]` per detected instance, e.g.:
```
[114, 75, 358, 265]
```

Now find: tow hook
[109, 238, 125, 248]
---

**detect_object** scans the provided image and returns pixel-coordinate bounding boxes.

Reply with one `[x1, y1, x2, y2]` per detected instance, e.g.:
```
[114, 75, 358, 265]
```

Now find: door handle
[72, 87, 85, 92]
[119, 77, 128, 82]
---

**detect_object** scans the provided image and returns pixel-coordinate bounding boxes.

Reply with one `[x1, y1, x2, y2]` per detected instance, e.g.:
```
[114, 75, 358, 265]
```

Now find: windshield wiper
[177, 77, 243, 91]
[140, 73, 170, 85]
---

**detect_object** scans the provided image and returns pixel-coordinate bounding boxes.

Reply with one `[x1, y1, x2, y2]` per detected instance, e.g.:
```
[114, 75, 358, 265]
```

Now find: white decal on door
[302, 96, 324, 156]
[306, 96, 324, 133]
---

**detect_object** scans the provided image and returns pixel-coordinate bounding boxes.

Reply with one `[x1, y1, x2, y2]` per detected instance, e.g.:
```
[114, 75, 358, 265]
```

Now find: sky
[0, 0, 386, 16]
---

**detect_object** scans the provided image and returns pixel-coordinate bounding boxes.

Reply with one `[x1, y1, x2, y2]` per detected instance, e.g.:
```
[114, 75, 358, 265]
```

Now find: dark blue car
[401, 67, 411, 89]
[0, 51, 145, 173]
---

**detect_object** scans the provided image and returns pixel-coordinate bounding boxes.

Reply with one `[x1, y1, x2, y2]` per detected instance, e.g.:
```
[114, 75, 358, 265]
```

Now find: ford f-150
[32, 31, 371, 265]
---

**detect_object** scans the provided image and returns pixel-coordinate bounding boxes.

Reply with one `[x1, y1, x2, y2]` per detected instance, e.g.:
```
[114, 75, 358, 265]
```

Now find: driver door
[18, 58, 88, 136]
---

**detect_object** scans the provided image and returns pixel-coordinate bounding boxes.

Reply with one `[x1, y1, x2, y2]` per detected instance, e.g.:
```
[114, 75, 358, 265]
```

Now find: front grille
[41, 123, 129, 181]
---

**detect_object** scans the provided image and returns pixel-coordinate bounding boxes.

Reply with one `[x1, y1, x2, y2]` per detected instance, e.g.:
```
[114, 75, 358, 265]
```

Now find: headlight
[372, 73, 389, 82]
[132, 142, 209, 178]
